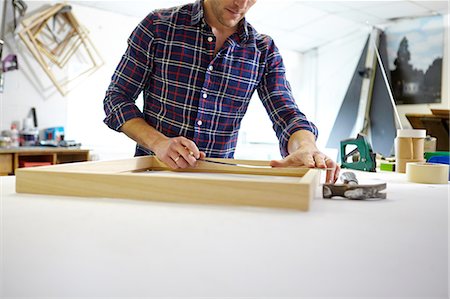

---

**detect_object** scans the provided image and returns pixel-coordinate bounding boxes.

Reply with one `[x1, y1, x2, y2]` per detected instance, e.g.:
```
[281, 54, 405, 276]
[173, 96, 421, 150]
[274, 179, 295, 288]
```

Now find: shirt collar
[191, 0, 250, 45]
[191, 0, 204, 26]
[237, 19, 249, 44]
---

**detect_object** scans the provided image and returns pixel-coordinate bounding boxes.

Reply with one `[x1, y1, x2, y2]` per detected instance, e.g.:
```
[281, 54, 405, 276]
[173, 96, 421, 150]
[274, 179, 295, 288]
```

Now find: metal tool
[2, 54, 18, 72]
[201, 159, 334, 170]
[0, 40, 4, 93]
[340, 133, 376, 172]
[322, 171, 386, 200]
[202, 159, 271, 169]
[0, 0, 25, 93]
[340, 171, 358, 184]
[12, 0, 28, 30]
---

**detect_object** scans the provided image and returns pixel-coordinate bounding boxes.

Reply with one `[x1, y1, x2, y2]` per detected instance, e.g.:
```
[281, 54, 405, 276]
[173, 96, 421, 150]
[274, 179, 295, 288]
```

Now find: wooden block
[0, 154, 13, 175]
[15, 156, 320, 211]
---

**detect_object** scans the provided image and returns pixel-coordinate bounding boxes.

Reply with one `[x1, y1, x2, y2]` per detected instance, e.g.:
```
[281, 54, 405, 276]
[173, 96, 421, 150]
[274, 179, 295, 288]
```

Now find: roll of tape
[397, 129, 426, 138]
[406, 162, 449, 184]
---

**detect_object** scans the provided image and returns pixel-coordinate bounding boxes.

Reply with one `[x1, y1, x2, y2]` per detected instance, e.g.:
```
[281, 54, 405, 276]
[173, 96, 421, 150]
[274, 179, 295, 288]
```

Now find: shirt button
[207, 36, 213, 42]
[208, 65, 213, 71]
[197, 120, 203, 126]
[202, 93, 207, 99]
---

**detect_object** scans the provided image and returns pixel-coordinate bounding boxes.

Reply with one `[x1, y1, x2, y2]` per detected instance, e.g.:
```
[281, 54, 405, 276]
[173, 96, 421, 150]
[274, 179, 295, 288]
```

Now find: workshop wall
[64, 4, 142, 160]
[313, 14, 449, 153]
[0, 1, 68, 134]
[0, 2, 306, 160]
[63, 4, 306, 161]
[314, 28, 371, 151]
[1, 3, 448, 161]
[0, 3, 137, 160]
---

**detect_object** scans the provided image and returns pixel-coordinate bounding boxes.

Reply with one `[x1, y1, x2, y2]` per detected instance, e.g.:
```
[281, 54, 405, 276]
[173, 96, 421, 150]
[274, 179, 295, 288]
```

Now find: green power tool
[340, 134, 376, 172]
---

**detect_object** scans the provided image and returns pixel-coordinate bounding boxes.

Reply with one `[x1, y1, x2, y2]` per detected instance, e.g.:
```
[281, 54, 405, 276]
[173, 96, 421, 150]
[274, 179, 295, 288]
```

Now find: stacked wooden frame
[18, 3, 103, 95]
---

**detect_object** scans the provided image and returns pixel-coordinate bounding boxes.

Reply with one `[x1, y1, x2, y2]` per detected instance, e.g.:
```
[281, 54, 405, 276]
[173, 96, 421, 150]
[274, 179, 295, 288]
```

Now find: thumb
[270, 158, 289, 167]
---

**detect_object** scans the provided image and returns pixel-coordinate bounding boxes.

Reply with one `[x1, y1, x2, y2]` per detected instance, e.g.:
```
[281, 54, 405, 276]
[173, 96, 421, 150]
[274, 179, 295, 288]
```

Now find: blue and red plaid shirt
[103, 0, 318, 158]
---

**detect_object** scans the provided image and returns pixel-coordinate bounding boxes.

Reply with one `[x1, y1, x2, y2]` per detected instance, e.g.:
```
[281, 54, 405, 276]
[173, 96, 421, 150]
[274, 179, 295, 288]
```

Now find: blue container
[44, 127, 64, 141]
[428, 156, 450, 181]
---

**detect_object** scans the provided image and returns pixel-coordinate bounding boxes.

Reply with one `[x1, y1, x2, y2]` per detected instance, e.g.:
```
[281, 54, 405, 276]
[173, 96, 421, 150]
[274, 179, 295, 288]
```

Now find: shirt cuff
[278, 120, 318, 158]
[103, 102, 144, 131]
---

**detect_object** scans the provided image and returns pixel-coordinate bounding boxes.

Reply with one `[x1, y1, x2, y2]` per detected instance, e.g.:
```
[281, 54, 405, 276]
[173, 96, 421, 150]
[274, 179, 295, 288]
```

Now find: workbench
[1, 170, 448, 298]
[0, 147, 90, 175]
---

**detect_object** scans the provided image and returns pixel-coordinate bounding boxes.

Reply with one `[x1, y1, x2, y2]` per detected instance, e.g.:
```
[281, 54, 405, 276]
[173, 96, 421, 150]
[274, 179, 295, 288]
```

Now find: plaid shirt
[103, 0, 318, 158]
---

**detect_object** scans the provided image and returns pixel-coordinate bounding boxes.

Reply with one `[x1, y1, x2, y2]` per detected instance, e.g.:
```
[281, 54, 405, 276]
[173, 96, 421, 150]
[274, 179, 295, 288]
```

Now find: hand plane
[323, 171, 386, 200]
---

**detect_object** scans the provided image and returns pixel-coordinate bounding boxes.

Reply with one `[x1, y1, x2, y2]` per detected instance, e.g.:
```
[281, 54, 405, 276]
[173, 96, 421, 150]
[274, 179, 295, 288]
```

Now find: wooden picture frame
[18, 3, 103, 96]
[15, 156, 320, 211]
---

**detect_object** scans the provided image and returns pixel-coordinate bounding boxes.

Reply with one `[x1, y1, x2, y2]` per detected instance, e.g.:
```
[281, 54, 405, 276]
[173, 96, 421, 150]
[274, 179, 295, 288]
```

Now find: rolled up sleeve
[257, 37, 318, 158]
[103, 14, 155, 131]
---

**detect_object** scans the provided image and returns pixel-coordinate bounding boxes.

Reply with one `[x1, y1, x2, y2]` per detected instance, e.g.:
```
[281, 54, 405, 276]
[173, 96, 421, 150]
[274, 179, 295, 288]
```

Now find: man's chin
[221, 18, 241, 29]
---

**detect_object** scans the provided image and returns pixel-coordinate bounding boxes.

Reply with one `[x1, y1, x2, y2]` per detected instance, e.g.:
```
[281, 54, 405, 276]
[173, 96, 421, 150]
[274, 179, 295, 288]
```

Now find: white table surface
[1, 170, 448, 298]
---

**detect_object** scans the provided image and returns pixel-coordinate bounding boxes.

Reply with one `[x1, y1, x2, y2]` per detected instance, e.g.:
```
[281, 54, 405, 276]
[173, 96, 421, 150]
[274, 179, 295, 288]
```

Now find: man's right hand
[120, 118, 205, 170]
[152, 136, 206, 169]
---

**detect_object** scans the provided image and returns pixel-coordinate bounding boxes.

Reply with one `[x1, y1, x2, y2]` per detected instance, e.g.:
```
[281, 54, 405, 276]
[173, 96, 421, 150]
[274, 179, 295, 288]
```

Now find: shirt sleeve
[103, 14, 155, 131]
[257, 36, 318, 158]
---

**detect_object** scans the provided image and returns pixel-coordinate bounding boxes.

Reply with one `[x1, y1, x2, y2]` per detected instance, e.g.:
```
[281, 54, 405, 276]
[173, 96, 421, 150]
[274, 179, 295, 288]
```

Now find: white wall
[0, 2, 68, 133]
[1, 2, 448, 161]
[0, 2, 308, 161]
[314, 28, 371, 149]
[0, 3, 143, 160]
[64, 5, 143, 161]
[312, 15, 449, 156]
[236, 50, 306, 160]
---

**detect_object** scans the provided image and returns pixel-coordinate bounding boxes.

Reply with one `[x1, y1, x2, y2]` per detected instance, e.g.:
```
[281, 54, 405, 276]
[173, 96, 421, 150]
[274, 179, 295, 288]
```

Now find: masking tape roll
[406, 162, 449, 184]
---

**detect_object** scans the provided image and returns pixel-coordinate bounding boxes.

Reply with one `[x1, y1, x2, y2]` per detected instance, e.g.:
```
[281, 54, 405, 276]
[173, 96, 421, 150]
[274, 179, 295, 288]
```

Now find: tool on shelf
[0, 0, 25, 93]
[323, 171, 386, 200]
[340, 133, 376, 172]
[12, 0, 28, 30]
[0, 40, 4, 93]
[2, 54, 18, 72]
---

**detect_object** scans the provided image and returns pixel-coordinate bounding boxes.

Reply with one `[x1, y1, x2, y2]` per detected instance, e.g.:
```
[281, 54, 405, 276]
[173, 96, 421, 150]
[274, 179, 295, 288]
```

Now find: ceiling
[75, 0, 448, 52]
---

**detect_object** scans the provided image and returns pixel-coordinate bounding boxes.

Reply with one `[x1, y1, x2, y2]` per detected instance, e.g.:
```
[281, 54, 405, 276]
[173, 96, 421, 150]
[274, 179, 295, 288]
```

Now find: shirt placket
[193, 22, 217, 151]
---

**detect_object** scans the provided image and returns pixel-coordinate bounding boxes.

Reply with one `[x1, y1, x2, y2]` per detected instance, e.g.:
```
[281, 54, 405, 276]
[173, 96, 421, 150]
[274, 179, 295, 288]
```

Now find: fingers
[270, 150, 340, 184]
[324, 157, 340, 184]
[270, 158, 288, 168]
[180, 138, 201, 160]
[313, 153, 328, 169]
[164, 154, 179, 169]
[198, 151, 207, 160]
[270, 152, 316, 168]
[158, 137, 203, 169]
[315, 154, 340, 183]
[334, 164, 340, 183]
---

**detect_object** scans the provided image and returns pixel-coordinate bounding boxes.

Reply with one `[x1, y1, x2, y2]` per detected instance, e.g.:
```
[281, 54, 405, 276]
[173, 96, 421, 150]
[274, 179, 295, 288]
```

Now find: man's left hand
[269, 131, 340, 183]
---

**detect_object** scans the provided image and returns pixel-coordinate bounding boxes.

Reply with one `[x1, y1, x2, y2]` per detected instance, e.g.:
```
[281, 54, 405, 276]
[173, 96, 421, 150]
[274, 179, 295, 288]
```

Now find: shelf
[0, 147, 90, 175]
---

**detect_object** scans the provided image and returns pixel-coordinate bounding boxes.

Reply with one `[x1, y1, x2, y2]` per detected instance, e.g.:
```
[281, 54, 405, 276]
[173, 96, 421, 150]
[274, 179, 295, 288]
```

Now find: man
[103, 0, 340, 183]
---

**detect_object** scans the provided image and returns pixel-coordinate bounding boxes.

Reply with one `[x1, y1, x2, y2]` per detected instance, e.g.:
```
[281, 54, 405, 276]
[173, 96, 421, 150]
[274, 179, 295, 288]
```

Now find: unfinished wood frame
[18, 3, 103, 96]
[15, 156, 320, 211]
